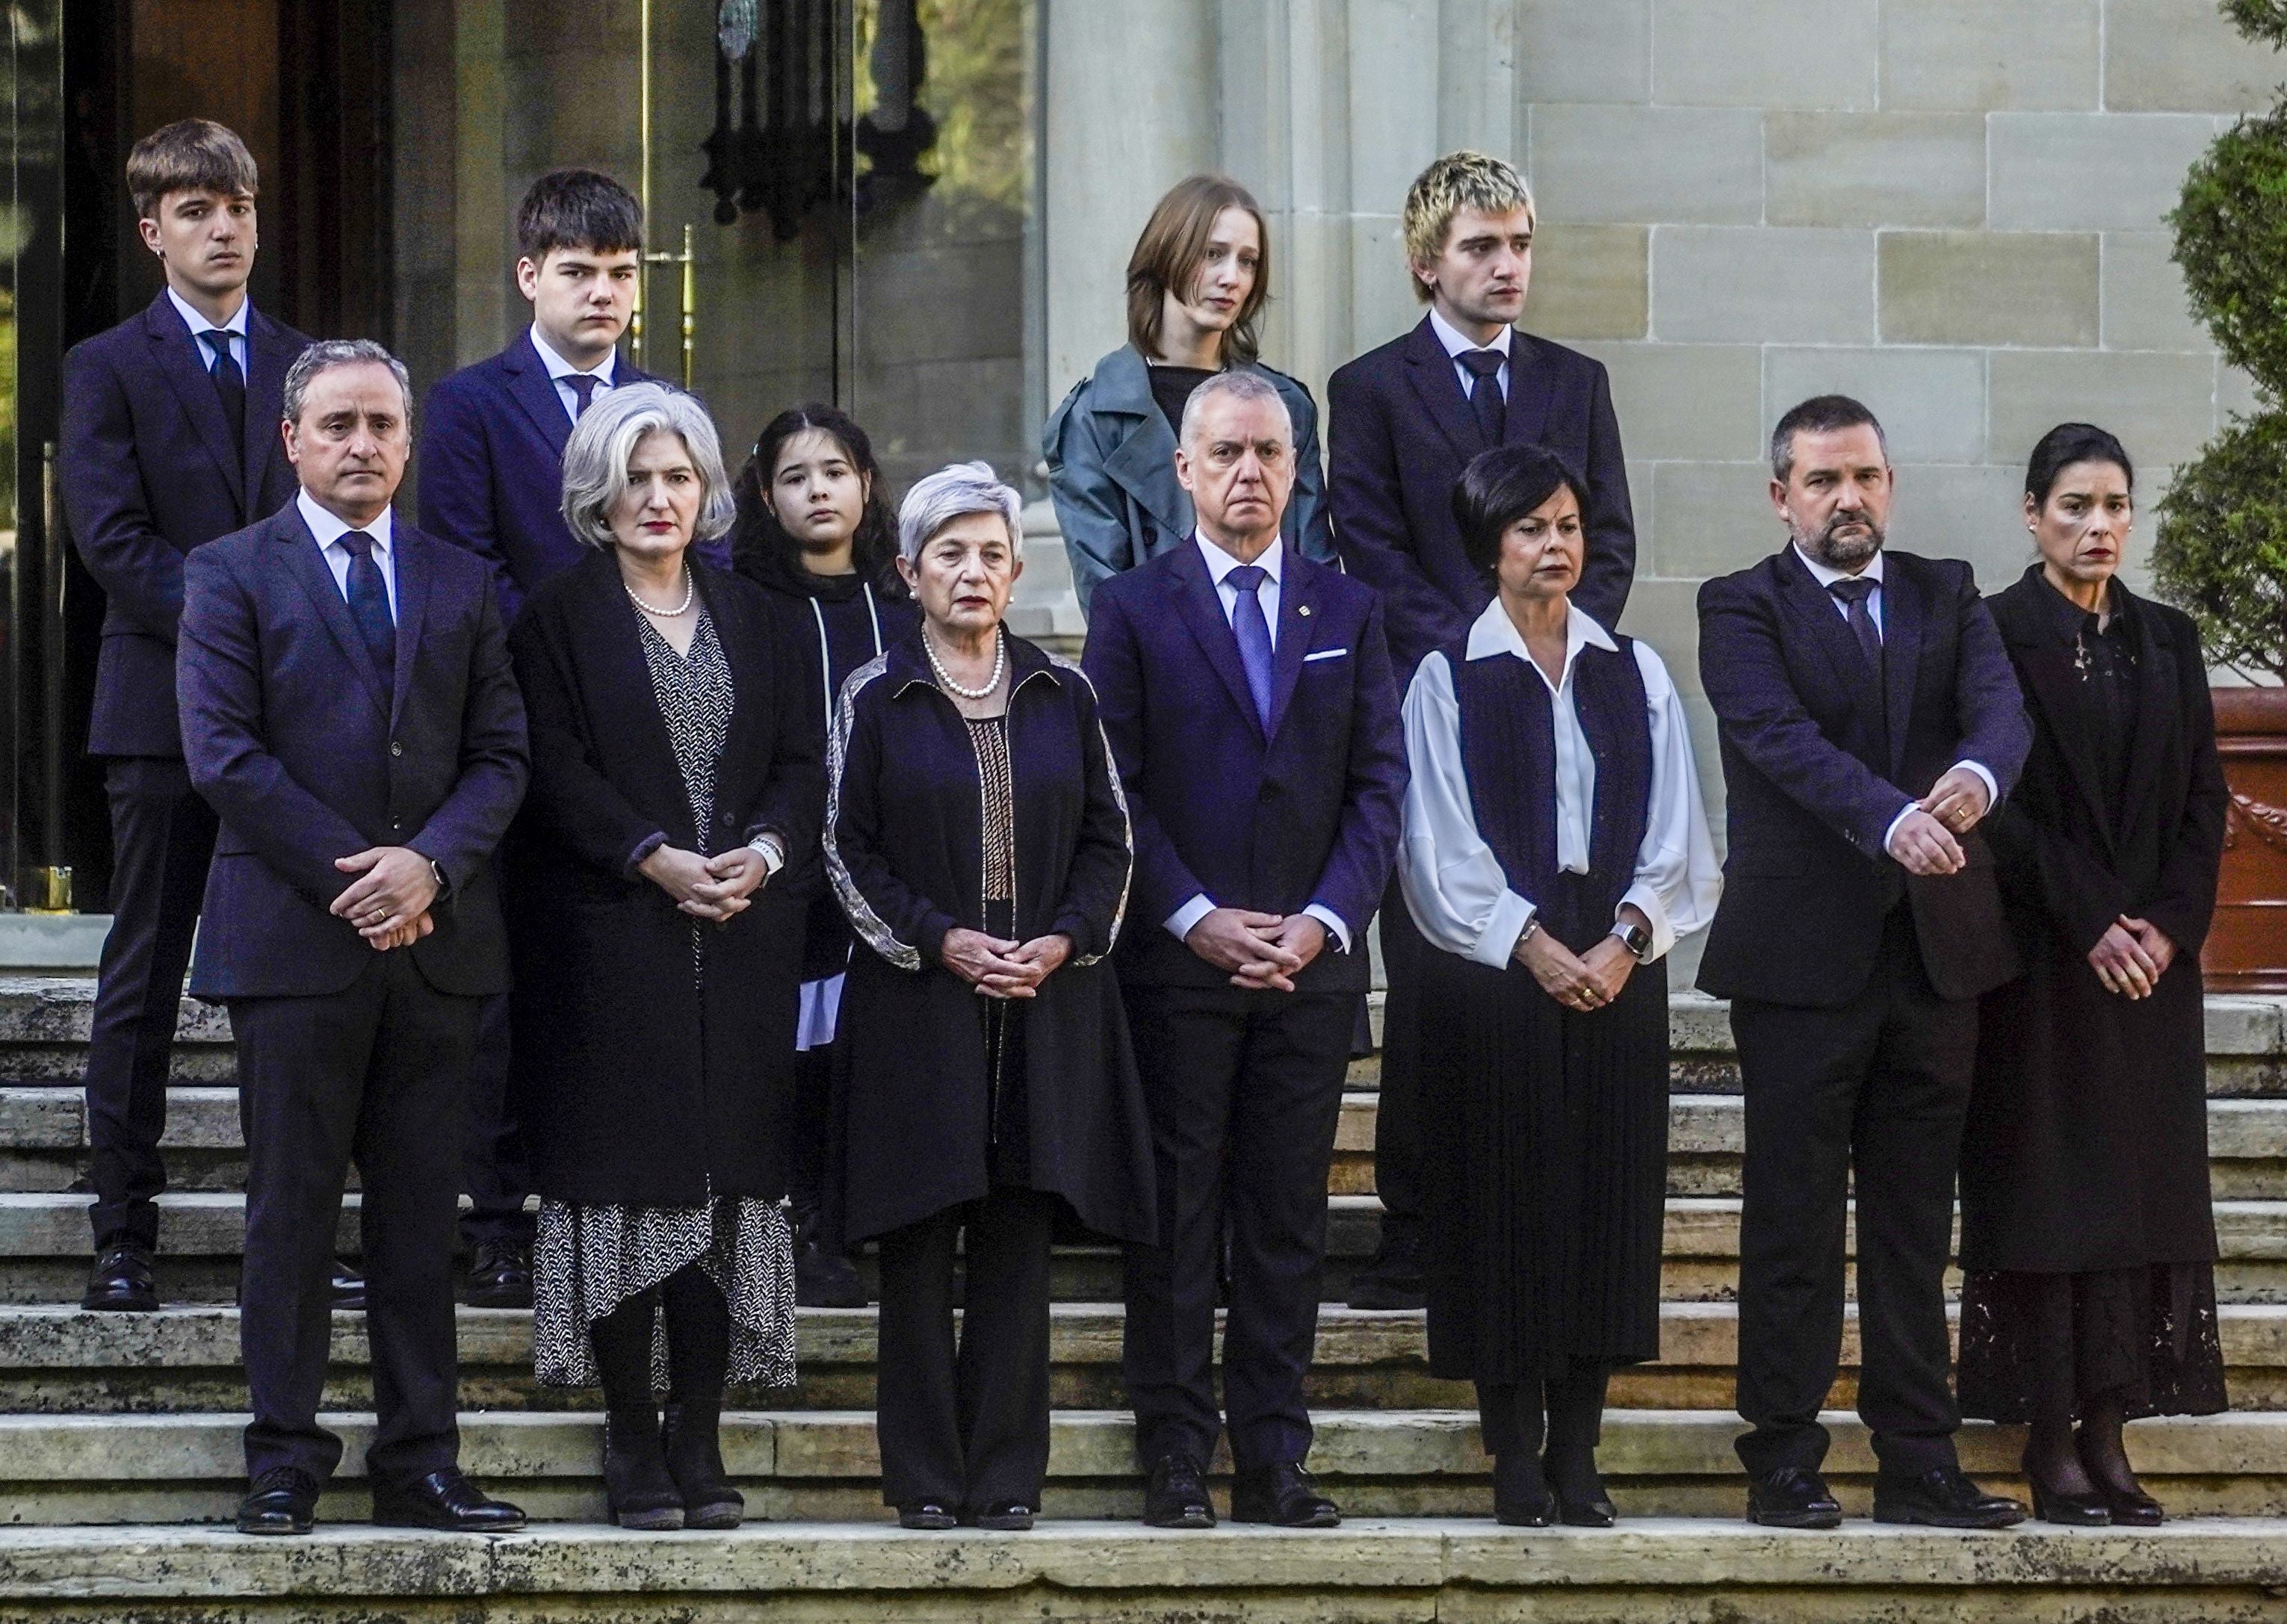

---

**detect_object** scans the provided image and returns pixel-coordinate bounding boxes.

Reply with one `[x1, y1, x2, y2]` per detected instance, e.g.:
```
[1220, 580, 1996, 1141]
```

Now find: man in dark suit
[1326, 149, 1638, 1311]
[418, 167, 691, 1307]
[60, 120, 315, 1312]
[180, 340, 530, 1536]
[1087, 371, 1407, 1531]
[1697, 395, 2031, 1531]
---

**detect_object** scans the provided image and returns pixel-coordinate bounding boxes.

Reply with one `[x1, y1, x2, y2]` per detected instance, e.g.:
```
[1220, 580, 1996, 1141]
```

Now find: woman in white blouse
[1399, 442, 1720, 1529]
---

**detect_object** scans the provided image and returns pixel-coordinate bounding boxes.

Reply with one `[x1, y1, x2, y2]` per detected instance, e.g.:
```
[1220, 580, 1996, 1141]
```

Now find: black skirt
[1418, 887, 1670, 1384]
[1957, 1262, 2227, 1423]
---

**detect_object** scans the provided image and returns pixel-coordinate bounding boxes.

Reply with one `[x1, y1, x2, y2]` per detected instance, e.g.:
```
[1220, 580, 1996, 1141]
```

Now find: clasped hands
[942, 929, 1074, 999]
[1515, 905, 1647, 1012]
[2089, 914, 2176, 999]
[1886, 765, 1991, 876]
[640, 843, 772, 922]
[330, 846, 439, 951]
[1185, 908, 1327, 993]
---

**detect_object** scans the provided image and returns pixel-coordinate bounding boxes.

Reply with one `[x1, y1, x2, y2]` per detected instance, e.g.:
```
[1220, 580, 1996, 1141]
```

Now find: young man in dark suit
[1086, 371, 1407, 1531]
[1697, 395, 2031, 1532]
[1325, 149, 1638, 1310]
[61, 120, 315, 1312]
[419, 168, 701, 1306]
[180, 340, 529, 1537]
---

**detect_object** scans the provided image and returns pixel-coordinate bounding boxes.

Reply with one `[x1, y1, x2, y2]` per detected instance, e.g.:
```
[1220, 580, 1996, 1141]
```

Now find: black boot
[793, 1202, 867, 1309]
[604, 1408, 684, 1531]
[662, 1401, 743, 1530]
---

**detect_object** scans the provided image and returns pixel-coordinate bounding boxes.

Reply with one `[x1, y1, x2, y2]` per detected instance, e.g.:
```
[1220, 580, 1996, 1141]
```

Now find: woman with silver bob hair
[502, 382, 823, 1531]
[826, 462, 1154, 1530]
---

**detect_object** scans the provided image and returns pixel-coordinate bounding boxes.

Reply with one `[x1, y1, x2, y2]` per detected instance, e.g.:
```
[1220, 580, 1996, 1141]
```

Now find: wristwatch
[1612, 920, 1653, 963]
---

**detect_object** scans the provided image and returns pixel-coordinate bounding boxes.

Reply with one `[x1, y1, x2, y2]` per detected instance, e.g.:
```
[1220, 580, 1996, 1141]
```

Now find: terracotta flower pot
[2206, 684, 2287, 991]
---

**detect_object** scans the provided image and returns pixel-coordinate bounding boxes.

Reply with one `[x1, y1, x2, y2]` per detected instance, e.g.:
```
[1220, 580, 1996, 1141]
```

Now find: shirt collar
[2031, 567, 2126, 641]
[1464, 596, 1616, 682]
[1428, 306, 1512, 362]
[1791, 542, 1884, 592]
[167, 287, 250, 339]
[1195, 531, 1284, 587]
[529, 323, 616, 386]
[297, 489, 394, 554]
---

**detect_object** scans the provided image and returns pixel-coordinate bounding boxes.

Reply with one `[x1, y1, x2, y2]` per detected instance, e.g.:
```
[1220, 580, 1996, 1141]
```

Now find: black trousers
[233, 952, 478, 1487]
[1121, 985, 1352, 1473]
[1731, 908, 1975, 1478]
[1368, 876, 1425, 1256]
[459, 991, 534, 1248]
[874, 1185, 1058, 1510]
[84, 757, 216, 1251]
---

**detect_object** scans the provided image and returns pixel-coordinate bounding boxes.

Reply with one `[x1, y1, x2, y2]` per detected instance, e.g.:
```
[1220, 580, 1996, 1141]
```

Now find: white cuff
[1883, 800, 1919, 855]
[1472, 890, 1538, 970]
[1304, 904, 1352, 955]
[1956, 759, 1999, 811]
[1616, 884, 1674, 963]
[1166, 893, 1214, 943]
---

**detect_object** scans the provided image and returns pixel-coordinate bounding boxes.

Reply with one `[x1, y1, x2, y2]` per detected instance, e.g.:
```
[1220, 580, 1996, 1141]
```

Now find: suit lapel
[1776, 548, 1878, 719]
[503, 335, 575, 459]
[1879, 557, 1923, 780]
[2115, 586, 2176, 852]
[146, 297, 246, 512]
[1501, 331, 1554, 448]
[2014, 629, 2117, 861]
[1400, 317, 1486, 462]
[1172, 542, 1266, 740]
[389, 522, 432, 726]
[1265, 560, 1315, 740]
[277, 509, 389, 717]
[242, 311, 291, 506]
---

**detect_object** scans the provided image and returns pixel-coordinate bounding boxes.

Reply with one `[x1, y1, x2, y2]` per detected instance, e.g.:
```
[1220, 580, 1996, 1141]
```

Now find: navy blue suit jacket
[179, 503, 529, 1000]
[1083, 540, 1408, 992]
[1695, 546, 2032, 1008]
[61, 292, 312, 757]
[418, 333, 724, 621]
[1328, 316, 1635, 677]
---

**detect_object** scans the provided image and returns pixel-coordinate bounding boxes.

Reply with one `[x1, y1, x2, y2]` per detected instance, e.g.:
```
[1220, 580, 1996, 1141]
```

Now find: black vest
[1449, 634, 1653, 952]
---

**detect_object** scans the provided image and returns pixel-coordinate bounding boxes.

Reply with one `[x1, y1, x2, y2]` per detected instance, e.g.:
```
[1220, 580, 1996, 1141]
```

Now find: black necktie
[337, 530, 397, 689]
[202, 330, 246, 459]
[1828, 575, 1883, 670]
[564, 374, 599, 421]
[1459, 348, 1506, 447]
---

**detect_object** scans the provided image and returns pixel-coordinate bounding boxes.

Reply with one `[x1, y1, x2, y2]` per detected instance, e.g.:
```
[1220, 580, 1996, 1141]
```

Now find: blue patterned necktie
[1828, 575, 1883, 670]
[1225, 564, 1275, 729]
[1459, 347, 1506, 446]
[336, 530, 397, 689]
[563, 372, 599, 421]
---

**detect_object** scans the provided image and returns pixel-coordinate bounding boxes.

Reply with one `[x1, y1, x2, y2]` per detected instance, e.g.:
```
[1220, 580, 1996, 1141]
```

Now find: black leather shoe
[973, 1500, 1036, 1531]
[898, 1500, 958, 1530]
[1142, 1451, 1216, 1529]
[1872, 1466, 2026, 1529]
[237, 1466, 321, 1534]
[2028, 1477, 2111, 1526]
[82, 1243, 159, 1312]
[329, 1259, 366, 1312]
[1230, 1462, 1340, 1528]
[461, 1238, 533, 1310]
[1547, 1452, 1616, 1528]
[370, 1469, 527, 1532]
[1746, 1466, 1843, 1529]
[1493, 1453, 1554, 1527]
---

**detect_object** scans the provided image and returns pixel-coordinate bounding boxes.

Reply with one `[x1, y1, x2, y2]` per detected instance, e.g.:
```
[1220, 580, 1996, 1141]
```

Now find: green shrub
[2153, 414, 2287, 679]
[2170, 105, 2287, 394]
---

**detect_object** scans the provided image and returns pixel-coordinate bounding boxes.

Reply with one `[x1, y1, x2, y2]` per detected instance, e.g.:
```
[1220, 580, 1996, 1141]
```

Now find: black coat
[503, 551, 823, 1206]
[825, 630, 1153, 1246]
[1960, 569, 2228, 1274]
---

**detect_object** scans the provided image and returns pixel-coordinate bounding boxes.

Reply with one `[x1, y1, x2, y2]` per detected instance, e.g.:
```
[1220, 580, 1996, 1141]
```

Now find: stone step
[2, 1519, 2285, 1624]
[5, 1301, 2286, 1416]
[3, 1407, 2285, 1525]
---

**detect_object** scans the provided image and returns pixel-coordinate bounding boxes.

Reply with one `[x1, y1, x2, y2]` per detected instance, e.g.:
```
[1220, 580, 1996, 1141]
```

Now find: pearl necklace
[923, 625, 1005, 699]
[625, 568, 695, 618]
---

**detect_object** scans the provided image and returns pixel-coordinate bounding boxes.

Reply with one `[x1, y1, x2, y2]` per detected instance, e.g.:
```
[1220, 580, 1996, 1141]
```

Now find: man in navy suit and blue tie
[61, 120, 316, 1312]
[181, 340, 530, 1536]
[1086, 371, 1407, 1531]
[419, 167, 698, 1307]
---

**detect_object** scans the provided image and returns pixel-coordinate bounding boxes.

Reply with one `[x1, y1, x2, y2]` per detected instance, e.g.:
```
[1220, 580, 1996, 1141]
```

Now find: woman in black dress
[826, 461, 1153, 1530]
[731, 405, 918, 1307]
[1961, 423, 2229, 1525]
[506, 384, 821, 1531]
[1398, 444, 1719, 1526]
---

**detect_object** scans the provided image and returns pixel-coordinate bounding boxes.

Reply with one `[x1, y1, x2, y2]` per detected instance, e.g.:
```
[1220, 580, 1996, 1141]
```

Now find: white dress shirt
[530, 323, 618, 423]
[167, 287, 249, 376]
[297, 490, 397, 619]
[1399, 598, 1721, 968]
[1164, 531, 1353, 954]
[1428, 305, 1511, 403]
[1789, 542, 1999, 847]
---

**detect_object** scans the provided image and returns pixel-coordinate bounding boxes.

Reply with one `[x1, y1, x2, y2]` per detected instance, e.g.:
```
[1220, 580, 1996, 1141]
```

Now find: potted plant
[2155, 1, 2287, 988]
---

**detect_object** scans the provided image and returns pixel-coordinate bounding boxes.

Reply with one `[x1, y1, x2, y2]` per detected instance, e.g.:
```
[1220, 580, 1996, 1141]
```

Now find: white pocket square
[1302, 647, 1350, 663]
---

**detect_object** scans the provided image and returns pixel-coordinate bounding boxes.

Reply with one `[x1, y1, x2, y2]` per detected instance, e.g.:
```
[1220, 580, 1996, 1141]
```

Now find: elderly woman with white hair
[826, 461, 1152, 1530]
[503, 382, 822, 1531]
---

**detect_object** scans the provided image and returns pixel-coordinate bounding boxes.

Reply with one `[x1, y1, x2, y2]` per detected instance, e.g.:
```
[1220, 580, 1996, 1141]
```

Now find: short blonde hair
[560, 384, 737, 550]
[1401, 151, 1535, 303]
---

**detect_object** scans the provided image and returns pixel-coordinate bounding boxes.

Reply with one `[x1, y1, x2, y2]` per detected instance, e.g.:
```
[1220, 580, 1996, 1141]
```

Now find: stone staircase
[2, 973, 2286, 1619]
